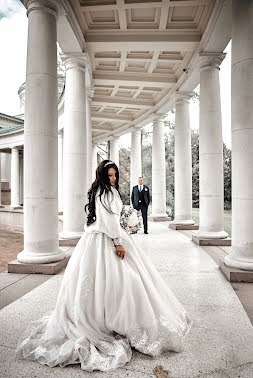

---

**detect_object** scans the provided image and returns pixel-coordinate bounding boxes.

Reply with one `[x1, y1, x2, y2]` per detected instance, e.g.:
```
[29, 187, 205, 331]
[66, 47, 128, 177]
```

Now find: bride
[16, 160, 192, 372]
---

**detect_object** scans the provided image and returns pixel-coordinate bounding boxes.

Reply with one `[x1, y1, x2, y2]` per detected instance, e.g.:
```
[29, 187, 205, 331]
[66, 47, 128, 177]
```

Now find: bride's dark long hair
[85, 160, 121, 226]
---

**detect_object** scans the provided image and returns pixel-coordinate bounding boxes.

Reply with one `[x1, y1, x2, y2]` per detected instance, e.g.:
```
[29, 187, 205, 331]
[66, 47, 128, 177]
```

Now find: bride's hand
[115, 245, 125, 260]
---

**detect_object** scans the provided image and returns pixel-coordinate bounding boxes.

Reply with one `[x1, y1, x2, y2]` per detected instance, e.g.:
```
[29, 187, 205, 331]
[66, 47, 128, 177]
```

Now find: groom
[131, 177, 150, 234]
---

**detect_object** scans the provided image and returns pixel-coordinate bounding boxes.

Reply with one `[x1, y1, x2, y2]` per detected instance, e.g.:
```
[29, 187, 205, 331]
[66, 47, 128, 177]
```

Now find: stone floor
[0, 222, 253, 378]
[0, 228, 23, 272]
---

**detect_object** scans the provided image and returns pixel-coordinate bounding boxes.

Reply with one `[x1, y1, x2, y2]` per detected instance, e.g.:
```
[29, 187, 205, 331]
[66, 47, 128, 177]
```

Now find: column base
[172, 219, 195, 225]
[219, 259, 253, 281]
[224, 255, 253, 271]
[169, 223, 199, 230]
[194, 230, 228, 239]
[9, 205, 22, 210]
[192, 234, 231, 246]
[9, 248, 70, 275]
[59, 230, 83, 240]
[17, 248, 66, 264]
[59, 238, 80, 246]
[149, 214, 171, 222]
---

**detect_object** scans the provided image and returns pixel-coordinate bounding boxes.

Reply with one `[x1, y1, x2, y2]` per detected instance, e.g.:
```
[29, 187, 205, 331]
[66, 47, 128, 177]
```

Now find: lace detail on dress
[79, 275, 94, 306]
[127, 313, 192, 357]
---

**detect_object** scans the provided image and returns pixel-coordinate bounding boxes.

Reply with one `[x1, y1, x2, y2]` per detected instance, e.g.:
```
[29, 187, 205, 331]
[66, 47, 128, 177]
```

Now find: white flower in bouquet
[120, 205, 142, 234]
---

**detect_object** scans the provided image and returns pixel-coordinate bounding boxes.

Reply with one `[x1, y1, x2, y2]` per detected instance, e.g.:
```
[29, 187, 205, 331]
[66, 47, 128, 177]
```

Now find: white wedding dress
[16, 187, 192, 372]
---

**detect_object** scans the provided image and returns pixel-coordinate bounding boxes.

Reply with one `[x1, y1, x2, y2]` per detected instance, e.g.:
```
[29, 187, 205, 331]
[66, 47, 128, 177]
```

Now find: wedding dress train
[16, 187, 192, 372]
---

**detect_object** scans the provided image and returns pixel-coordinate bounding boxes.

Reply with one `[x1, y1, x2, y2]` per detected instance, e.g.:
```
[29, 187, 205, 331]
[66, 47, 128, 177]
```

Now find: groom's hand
[115, 245, 125, 259]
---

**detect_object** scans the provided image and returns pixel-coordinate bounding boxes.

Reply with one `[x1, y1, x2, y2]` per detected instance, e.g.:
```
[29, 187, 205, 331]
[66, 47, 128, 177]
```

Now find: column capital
[61, 52, 89, 73]
[112, 135, 120, 141]
[199, 52, 226, 72]
[152, 112, 166, 122]
[86, 87, 94, 102]
[174, 91, 194, 105]
[24, 0, 59, 18]
[132, 127, 142, 134]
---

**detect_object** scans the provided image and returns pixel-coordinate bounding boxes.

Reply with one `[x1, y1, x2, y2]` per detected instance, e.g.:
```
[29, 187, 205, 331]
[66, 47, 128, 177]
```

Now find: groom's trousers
[137, 204, 148, 233]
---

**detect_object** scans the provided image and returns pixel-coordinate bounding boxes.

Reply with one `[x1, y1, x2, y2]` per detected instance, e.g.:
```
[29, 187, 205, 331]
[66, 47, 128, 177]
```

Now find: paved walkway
[1, 222, 253, 378]
[0, 229, 23, 273]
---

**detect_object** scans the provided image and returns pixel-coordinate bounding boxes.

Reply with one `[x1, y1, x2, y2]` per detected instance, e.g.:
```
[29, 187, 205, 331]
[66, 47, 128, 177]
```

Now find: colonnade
[0, 150, 23, 208]
[1, 0, 252, 272]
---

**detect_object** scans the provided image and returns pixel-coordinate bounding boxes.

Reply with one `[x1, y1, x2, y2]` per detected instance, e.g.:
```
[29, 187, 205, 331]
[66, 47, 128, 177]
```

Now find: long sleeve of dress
[85, 188, 123, 245]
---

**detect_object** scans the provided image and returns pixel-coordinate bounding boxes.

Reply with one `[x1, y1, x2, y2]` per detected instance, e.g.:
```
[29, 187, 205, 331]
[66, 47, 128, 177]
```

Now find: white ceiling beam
[116, 105, 127, 114]
[86, 33, 201, 43]
[159, 0, 170, 30]
[81, 1, 208, 12]
[91, 112, 133, 122]
[92, 96, 153, 109]
[93, 72, 176, 88]
[86, 35, 200, 52]
[117, 0, 127, 31]
[148, 51, 160, 74]
[133, 86, 144, 99]
[119, 51, 127, 72]
[94, 56, 183, 63]
[92, 126, 113, 132]
[94, 78, 172, 88]
[110, 84, 119, 97]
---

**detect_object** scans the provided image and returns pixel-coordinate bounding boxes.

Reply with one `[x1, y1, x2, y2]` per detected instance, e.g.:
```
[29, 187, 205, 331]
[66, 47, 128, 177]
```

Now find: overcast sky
[0, 0, 231, 148]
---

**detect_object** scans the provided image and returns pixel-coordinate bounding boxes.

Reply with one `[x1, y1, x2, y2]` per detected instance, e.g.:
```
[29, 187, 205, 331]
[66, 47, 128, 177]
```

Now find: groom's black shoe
[144, 231, 148, 234]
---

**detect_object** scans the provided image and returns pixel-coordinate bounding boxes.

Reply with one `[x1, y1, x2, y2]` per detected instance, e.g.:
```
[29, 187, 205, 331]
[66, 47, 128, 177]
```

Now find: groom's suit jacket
[131, 185, 150, 209]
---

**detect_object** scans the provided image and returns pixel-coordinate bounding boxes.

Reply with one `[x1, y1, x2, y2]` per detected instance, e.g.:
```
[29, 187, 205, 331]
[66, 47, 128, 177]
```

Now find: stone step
[7, 247, 73, 275]
[169, 223, 199, 230]
[192, 234, 232, 246]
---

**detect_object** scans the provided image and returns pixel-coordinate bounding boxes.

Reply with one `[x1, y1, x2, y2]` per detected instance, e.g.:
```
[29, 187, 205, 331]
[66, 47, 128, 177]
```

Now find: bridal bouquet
[120, 205, 142, 234]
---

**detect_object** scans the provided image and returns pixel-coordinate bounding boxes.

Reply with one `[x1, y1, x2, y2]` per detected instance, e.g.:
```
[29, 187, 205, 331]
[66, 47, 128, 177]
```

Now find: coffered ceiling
[69, 0, 215, 139]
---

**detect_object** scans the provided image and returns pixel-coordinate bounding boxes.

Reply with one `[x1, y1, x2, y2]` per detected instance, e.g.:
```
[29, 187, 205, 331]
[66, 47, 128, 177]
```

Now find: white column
[18, 0, 65, 264]
[19, 152, 24, 205]
[195, 52, 228, 239]
[1, 153, 9, 183]
[60, 53, 88, 239]
[58, 132, 63, 212]
[173, 92, 195, 225]
[10, 147, 20, 208]
[224, 0, 253, 270]
[110, 136, 120, 168]
[86, 88, 93, 192]
[150, 117, 168, 220]
[130, 130, 142, 192]
[92, 143, 98, 182]
[0, 153, 2, 207]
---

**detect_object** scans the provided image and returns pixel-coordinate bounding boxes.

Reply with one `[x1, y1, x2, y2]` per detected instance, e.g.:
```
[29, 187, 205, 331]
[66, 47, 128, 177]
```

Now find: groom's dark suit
[131, 185, 150, 233]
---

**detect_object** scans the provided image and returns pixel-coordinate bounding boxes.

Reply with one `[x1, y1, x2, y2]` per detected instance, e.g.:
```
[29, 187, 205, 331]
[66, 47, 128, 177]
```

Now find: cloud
[0, 0, 24, 20]
[0, 0, 27, 115]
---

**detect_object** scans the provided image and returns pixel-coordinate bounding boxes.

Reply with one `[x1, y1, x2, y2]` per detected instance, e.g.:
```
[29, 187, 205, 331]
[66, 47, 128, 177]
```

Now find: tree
[191, 130, 199, 208]
[119, 147, 131, 204]
[223, 143, 231, 210]
[164, 119, 175, 217]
